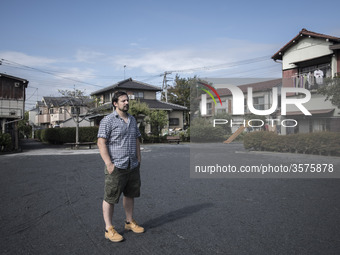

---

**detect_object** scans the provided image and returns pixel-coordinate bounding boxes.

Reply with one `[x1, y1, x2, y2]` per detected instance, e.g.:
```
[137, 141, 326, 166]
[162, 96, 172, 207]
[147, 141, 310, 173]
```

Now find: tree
[166, 75, 192, 108]
[128, 100, 151, 139]
[148, 110, 168, 137]
[128, 99, 150, 118]
[318, 77, 340, 108]
[18, 111, 32, 139]
[58, 89, 95, 148]
[164, 75, 205, 126]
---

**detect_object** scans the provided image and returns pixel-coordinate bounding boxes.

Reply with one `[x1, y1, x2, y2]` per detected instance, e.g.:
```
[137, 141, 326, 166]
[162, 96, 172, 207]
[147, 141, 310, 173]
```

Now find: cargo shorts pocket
[104, 167, 120, 204]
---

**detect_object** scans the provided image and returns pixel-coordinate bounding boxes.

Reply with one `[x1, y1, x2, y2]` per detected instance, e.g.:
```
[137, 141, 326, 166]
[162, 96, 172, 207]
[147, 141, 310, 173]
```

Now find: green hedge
[35, 127, 99, 144]
[243, 131, 340, 156]
[190, 118, 226, 142]
[0, 133, 13, 151]
[142, 135, 167, 143]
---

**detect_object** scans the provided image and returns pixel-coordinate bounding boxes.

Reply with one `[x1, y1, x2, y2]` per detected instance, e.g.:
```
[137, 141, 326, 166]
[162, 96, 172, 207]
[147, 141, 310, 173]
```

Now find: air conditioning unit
[128, 95, 135, 100]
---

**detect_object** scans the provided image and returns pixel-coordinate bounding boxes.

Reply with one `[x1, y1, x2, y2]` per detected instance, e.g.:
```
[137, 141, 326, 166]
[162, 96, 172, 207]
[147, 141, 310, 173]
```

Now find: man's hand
[98, 138, 115, 174]
[106, 162, 115, 174]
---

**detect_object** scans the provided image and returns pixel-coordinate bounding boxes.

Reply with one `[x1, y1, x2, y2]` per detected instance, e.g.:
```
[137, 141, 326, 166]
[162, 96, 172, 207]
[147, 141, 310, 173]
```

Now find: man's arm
[97, 137, 114, 174]
[136, 138, 141, 164]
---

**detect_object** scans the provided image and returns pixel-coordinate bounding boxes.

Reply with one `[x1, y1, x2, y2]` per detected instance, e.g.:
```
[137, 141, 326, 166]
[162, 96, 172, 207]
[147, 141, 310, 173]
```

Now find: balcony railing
[36, 114, 50, 124]
[50, 113, 65, 122]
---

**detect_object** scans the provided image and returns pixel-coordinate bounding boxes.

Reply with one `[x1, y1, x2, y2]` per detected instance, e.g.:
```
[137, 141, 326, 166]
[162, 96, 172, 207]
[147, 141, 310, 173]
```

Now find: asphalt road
[1, 140, 340, 255]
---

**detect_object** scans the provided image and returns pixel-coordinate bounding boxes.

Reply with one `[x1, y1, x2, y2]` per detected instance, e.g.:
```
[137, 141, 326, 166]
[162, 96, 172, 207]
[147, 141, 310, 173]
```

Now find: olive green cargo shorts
[104, 164, 141, 204]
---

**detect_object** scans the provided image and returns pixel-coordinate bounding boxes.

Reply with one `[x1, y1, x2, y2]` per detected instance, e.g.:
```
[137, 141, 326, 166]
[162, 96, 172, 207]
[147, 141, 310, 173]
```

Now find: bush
[0, 133, 13, 151]
[243, 131, 340, 156]
[35, 129, 42, 141]
[36, 127, 99, 144]
[190, 118, 226, 142]
[78, 127, 99, 142]
[40, 128, 60, 144]
[243, 131, 267, 151]
[143, 135, 167, 143]
[180, 130, 189, 142]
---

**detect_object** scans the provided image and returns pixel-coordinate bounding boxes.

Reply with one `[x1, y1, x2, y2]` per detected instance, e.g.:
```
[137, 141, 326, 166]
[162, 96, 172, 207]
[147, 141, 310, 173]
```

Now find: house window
[104, 93, 111, 103]
[310, 119, 330, 132]
[59, 108, 63, 114]
[207, 102, 212, 115]
[244, 98, 247, 113]
[169, 118, 179, 126]
[71, 107, 80, 115]
[49, 108, 54, 114]
[216, 109, 226, 114]
[252, 97, 265, 110]
[134, 92, 144, 99]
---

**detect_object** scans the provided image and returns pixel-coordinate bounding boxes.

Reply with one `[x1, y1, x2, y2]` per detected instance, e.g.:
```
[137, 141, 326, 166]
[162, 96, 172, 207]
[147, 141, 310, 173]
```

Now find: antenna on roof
[124, 65, 127, 79]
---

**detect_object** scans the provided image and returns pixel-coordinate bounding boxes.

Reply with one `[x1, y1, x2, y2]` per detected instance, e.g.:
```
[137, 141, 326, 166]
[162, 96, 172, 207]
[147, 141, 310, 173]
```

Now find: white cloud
[114, 49, 226, 74]
[112, 38, 279, 75]
[0, 51, 57, 67]
[55, 67, 96, 81]
[75, 49, 105, 63]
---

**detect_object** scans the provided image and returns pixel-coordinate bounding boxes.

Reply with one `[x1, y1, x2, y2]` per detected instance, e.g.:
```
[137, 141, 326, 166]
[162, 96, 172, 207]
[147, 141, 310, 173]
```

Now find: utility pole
[162, 71, 171, 102]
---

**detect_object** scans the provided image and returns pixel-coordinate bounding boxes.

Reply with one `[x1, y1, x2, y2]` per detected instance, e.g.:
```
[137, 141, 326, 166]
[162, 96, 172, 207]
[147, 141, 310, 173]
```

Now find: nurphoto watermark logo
[198, 80, 312, 131]
[189, 78, 340, 179]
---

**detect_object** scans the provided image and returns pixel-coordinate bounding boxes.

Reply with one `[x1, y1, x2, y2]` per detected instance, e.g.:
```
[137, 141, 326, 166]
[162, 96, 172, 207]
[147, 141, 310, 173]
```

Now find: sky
[1, 0, 340, 109]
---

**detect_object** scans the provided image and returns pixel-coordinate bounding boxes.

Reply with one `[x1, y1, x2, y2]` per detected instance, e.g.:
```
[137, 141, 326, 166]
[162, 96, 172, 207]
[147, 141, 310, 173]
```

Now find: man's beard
[119, 104, 129, 112]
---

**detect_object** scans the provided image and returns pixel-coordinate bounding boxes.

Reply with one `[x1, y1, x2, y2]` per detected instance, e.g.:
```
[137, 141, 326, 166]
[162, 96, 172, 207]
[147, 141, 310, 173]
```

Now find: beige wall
[34, 105, 89, 126]
[285, 93, 340, 118]
[282, 37, 333, 70]
[169, 111, 184, 128]
[144, 91, 157, 99]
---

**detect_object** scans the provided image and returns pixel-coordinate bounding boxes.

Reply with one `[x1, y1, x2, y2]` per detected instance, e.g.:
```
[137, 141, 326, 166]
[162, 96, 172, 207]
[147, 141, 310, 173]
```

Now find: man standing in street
[97, 91, 144, 243]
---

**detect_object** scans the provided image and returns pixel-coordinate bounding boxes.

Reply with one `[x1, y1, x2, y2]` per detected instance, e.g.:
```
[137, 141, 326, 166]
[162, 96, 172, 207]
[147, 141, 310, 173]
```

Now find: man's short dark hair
[112, 91, 128, 109]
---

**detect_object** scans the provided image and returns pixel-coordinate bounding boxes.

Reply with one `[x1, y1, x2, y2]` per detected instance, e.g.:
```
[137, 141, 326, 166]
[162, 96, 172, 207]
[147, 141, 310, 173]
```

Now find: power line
[166, 55, 272, 73]
[0, 58, 104, 88]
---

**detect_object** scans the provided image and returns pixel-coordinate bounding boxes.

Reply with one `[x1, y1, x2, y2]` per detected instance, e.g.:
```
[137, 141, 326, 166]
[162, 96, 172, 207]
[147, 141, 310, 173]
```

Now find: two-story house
[272, 28, 340, 134]
[0, 73, 29, 150]
[30, 96, 93, 129]
[90, 78, 188, 133]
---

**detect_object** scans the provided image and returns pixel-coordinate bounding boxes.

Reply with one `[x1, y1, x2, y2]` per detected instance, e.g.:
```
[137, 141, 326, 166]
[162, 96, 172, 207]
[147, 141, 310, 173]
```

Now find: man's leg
[103, 200, 124, 242]
[123, 196, 134, 222]
[103, 200, 114, 230]
[123, 196, 144, 233]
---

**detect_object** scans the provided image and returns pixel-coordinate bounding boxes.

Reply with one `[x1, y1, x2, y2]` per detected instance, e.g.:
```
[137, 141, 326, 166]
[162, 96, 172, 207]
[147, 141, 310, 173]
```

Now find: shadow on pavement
[20, 139, 66, 151]
[143, 202, 213, 229]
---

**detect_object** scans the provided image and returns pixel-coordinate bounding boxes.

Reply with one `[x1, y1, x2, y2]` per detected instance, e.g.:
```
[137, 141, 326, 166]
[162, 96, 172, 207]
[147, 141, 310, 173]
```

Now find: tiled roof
[42, 97, 93, 107]
[216, 79, 281, 96]
[89, 99, 187, 118]
[91, 78, 161, 95]
[0, 73, 29, 87]
[285, 109, 334, 116]
[202, 78, 275, 87]
[139, 99, 188, 111]
[272, 28, 340, 60]
[36, 101, 45, 107]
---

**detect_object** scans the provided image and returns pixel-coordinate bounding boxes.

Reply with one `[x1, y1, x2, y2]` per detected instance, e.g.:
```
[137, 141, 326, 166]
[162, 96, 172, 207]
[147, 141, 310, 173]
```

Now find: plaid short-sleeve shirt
[97, 111, 141, 169]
